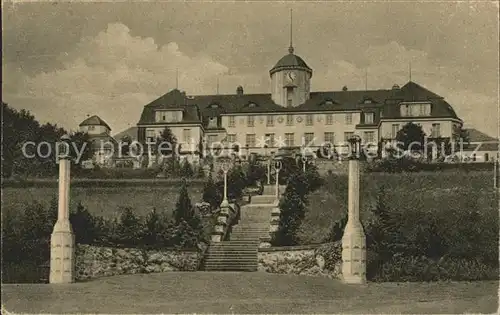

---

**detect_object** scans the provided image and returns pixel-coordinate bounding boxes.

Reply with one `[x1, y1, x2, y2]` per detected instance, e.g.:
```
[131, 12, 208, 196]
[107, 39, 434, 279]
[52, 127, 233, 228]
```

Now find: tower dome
[269, 50, 312, 77]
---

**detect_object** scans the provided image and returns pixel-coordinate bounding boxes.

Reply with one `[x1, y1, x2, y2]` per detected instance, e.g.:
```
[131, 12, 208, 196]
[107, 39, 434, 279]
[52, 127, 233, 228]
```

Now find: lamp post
[341, 135, 366, 284]
[302, 156, 307, 173]
[50, 135, 75, 284]
[245, 144, 249, 160]
[268, 151, 275, 185]
[220, 161, 230, 208]
[274, 159, 282, 205]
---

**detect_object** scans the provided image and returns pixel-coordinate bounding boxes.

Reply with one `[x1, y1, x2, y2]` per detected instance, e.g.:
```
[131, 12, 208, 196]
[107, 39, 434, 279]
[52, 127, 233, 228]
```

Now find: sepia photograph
[2, 0, 499, 313]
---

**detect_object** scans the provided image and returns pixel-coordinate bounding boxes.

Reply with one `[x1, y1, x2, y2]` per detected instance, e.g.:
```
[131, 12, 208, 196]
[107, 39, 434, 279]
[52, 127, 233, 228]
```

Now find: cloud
[313, 41, 498, 137]
[3, 26, 498, 138]
[4, 23, 235, 134]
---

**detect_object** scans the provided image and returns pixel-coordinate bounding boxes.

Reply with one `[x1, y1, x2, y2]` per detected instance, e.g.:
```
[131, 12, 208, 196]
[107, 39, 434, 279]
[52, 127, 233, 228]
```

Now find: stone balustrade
[211, 202, 240, 243]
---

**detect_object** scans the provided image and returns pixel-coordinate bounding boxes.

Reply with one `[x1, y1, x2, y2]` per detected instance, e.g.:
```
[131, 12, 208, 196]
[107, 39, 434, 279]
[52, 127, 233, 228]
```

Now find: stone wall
[75, 244, 201, 281]
[257, 242, 342, 279]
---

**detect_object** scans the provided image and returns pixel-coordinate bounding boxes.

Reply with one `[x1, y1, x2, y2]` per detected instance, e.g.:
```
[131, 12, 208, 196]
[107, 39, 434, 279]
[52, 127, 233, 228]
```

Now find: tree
[395, 122, 426, 154]
[180, 159, 194, 178]
[272, 172, 309, 246]
[202, 173, 222, 209]
[113, 207, 143, 247]
[70, 202, 98, 245]
[142, 208, 166, 247]
[173, 181, 194, 225]
[119, 135, 132, 156]
[157, 127, 177, 157]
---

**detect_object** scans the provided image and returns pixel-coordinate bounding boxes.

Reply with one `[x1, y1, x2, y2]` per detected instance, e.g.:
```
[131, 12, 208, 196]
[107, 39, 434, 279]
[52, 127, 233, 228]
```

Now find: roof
[136, 81, 460, 126]
[269, 50, 312, 76]
[465, 128, 497, 143]
[79, 115, 112, 130]
[114, 126, 138, 141]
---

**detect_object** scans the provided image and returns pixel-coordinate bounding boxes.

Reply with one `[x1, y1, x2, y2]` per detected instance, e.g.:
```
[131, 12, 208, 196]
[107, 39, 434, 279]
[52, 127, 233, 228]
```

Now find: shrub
[70, 202, 100, 245]
[180, 159, 195, 178]
[246, 160, 267, 186]
[202, 173, 221, 209]
[272, 172, 309, 246]
[111, 207, 144, 247]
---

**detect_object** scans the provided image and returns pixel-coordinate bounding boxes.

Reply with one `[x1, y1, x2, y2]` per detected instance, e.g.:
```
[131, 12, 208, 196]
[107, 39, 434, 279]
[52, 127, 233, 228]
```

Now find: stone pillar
[341, 158, 366, 284]
[211, 204, 230, 243]
[50, 136, 75, 284]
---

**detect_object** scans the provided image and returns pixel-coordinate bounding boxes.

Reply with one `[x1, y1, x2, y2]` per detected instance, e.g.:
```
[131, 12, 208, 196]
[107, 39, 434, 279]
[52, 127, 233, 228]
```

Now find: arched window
[472, 153, 477, 162]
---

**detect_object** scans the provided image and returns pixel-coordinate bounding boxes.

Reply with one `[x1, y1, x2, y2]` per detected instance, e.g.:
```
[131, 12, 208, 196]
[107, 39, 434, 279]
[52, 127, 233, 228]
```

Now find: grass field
[298, 170, 498, 244]
[2, 273, 498, 313]
[2, 185, 203, 219]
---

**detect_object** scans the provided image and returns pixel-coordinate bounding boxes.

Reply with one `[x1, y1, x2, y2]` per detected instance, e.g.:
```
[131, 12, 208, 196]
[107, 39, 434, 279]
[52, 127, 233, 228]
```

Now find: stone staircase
[203, 185, 285, 272]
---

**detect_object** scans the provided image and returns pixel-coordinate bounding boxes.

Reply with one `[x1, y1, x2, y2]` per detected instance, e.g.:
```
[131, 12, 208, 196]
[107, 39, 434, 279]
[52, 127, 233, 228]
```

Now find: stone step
[251, 195, 277, 204]
[262, 185, 287, 195]
[204, 265, 257, 271]
[205, 259, 258, 264]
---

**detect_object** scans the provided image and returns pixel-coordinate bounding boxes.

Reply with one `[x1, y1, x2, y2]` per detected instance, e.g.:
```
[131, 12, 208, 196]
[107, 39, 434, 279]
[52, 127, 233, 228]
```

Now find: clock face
[286, 71, 297, 82]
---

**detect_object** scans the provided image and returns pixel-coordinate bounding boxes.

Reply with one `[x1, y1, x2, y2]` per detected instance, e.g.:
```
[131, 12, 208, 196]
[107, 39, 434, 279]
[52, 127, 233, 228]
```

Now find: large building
[79, 115, 117, 166]
[136, 41, 463, 159]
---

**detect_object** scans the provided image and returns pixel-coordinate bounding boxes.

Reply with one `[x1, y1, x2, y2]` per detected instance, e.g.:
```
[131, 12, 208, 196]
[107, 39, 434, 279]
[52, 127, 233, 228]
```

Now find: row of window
[400, 103, 431, 117]
[222, 131, 376, 147]
[390, 123, 441, 138]
[227, 112, 374, 128]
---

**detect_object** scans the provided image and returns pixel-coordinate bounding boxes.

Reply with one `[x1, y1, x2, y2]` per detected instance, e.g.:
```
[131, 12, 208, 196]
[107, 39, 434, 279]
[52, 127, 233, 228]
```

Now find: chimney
[342, 86, 348, 91]
[236, 85, 244, 95]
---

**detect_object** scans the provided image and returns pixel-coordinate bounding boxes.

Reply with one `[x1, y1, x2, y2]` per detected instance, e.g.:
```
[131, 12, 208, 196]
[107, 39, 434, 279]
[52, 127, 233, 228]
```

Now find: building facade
[79, 115, 117, 167]
[136, 43, 463, 159]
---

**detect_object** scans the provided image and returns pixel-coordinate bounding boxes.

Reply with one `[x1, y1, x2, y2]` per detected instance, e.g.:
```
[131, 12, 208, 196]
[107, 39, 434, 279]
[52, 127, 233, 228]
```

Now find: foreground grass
[2, 185, 203, 218]
[2, 273, 497, 314]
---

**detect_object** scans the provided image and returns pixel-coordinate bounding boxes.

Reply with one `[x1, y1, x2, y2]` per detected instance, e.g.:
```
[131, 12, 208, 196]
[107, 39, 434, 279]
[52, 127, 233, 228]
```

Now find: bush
[202, 173, 221, 209]
[180, 159, 195, 178]
[272, 172, 309, 246]
[70, 202, 101, 245]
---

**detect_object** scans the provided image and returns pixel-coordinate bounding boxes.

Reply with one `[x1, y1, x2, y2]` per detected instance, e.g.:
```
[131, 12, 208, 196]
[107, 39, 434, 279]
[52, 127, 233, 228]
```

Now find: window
[247, 116, 255, 127]
[364, 113, 374, 124]
[286, 87, 294, 107]
[485, 153, 490, 162]
[146, 130, 155, 142]
[207, 135, 218, 146]
[324, 132, 335, 145]
[88, 125, 95, 131]
[226, 134, 236, 143]
[326, 114, 334, 125]
[303, 133, 315, 145]
[228, 116, 236, 127]
[266, 115, 274, 127]
[344, 132, 354, 142]
[363, 131, 375, 143]
[285, 133, 295, 147]
[306, 114, 314, 126]
[162, 114, 166, 121]
[431, 123, 441, 138]
[400, 104, 409, 116]
[286, 115, 294, 126]
[246, 134, 256, 147]
[265, 133, 275, 147]
[345, 113, 353, 125]
[391, 124, 400, 138]
[182, 129, 191, 143]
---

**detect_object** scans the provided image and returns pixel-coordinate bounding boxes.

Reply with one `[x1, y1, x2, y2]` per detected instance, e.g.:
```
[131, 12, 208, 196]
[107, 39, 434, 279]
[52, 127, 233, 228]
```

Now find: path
[204, 185, 284, 271]
[2, 273, 497, 313]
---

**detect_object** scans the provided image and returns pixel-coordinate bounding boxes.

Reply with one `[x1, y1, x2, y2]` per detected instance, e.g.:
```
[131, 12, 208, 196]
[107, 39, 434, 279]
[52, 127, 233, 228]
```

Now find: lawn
[2, 273, 498, 313]
[2, 185, 203, 219]
[298, 170, 498, 244]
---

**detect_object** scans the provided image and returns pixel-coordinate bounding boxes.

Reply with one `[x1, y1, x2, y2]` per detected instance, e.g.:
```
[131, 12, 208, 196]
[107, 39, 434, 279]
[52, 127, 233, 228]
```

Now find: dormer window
[363, 98, 373, 104]
[248, 102, 257, 108]
[209, 103, 219, 109]
[324, 100, 334, 106]
[364, 112, 374, 124]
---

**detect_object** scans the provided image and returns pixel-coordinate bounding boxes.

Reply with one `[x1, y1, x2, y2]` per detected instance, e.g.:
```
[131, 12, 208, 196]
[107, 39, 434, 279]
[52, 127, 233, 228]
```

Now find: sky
[2, 1, 499, 137]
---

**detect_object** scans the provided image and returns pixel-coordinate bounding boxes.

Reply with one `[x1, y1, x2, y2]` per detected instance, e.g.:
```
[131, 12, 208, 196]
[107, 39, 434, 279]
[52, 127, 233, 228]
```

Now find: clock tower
[269, 13, 312, 107]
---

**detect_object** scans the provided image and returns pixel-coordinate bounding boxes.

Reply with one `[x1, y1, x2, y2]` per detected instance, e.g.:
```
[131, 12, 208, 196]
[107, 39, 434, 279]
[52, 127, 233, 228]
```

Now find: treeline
[2, 102, 92, 178]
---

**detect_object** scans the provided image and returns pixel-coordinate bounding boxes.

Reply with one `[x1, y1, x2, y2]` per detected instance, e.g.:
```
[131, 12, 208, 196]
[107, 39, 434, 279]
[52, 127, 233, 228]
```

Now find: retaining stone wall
[75, 244, 201, 281]
[257, 242, 342, 279]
